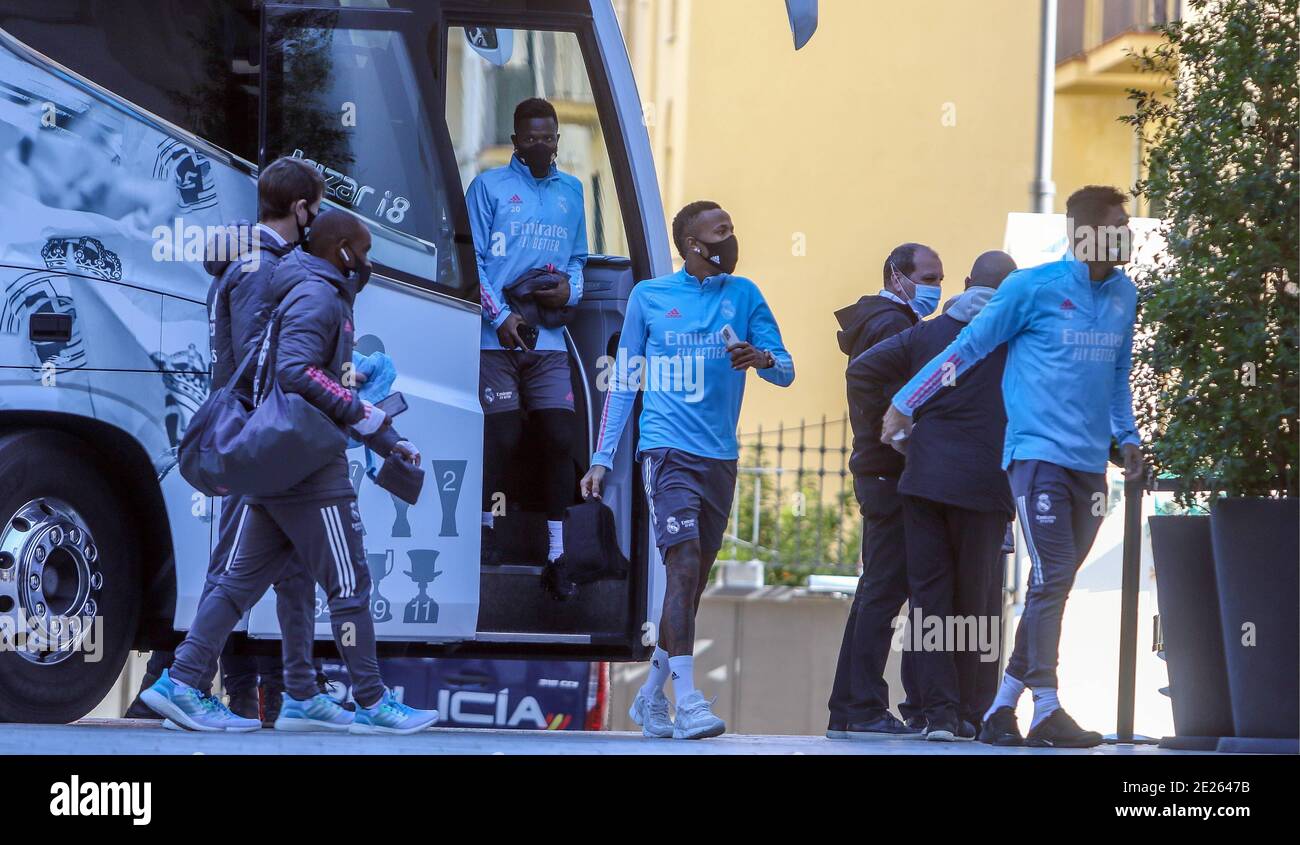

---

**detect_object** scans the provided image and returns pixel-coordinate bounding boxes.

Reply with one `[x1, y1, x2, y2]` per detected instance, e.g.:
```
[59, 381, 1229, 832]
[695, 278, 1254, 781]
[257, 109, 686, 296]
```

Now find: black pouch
[375, 452, 425, 505]
[562, 499, 630, 585]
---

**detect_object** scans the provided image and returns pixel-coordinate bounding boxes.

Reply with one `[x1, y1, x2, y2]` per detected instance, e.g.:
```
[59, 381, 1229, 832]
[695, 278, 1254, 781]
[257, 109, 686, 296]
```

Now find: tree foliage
[1125, 0, 1298, 503]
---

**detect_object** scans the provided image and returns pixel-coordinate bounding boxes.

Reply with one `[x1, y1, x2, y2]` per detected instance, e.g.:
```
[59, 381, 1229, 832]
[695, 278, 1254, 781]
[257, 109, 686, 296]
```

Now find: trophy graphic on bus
[389, 492, 412, 538]
[430, 459, 466, 537]
[403, 549, 442, 624]
[367, 549, 395, 623]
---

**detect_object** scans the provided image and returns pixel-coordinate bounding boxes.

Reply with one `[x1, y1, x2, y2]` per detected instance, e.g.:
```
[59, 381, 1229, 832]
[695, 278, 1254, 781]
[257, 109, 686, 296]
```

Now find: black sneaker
[227, 687, 260, 721]
[1025, 708, 1102, 748]
[979, 706, 1024, 746]
[957, 719, 978, 740]
[542, 557, 578, 601]
[123, 673, 161, 719]
[840, 712, 922, 739]
[904, 715, 927, 733]
[259, 683, 284, 728]
[481, 525, 503, 566]
[316, 672, 355, 712]
[924, 717, 959, 742]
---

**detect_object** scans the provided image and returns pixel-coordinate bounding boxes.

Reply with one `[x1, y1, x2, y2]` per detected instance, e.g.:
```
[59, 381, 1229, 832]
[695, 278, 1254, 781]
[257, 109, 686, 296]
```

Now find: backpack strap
[251, 280, 351, 408]
[252, 281, 317, 407]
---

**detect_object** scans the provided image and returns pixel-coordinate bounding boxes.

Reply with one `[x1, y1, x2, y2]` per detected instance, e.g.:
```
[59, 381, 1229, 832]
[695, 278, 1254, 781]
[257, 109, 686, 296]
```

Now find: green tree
[718, 441, 862, 587]
[1125, 0, 1298, 505]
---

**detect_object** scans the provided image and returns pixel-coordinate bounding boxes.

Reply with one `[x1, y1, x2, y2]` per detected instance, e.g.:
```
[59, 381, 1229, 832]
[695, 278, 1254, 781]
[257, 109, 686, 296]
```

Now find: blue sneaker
[139, 669, 260, 732]
[349, 688, 438, 735]
[274, 692, 354, 732]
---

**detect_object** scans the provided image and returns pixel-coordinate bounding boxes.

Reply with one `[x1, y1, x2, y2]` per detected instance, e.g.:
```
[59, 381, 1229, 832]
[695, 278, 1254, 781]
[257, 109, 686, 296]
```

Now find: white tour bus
[0, 0, 815, 723]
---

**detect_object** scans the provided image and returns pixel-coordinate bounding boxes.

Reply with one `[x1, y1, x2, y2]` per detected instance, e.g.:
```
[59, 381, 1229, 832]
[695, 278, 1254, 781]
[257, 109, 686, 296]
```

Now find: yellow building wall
[620, 0, 1043, 435]
[1052, 91, 1141, 215]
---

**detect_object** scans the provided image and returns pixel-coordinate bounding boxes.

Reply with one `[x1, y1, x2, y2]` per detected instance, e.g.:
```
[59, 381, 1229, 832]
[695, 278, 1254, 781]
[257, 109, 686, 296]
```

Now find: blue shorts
[640, 448, 737, 556]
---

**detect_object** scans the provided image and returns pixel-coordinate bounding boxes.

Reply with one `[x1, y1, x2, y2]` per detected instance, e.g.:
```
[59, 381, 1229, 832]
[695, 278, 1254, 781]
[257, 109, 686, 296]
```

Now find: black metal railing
[720, 416, 862, 585]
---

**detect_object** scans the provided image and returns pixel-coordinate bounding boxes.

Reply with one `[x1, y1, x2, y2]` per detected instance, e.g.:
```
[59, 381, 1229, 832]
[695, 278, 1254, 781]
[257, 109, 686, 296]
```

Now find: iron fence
[720, 415, 863, 585]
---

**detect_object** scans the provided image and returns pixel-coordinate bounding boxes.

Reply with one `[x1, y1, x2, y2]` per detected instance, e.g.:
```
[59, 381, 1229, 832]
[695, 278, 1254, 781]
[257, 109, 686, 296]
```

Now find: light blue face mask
[890, 259, 941, 318]
[910, 284, 942, 318]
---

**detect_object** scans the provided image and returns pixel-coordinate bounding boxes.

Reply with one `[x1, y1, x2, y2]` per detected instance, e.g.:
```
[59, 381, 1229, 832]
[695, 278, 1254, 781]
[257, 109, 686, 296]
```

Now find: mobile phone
[720, 324, 741, 349]
[519, 323, 539, 350]
[375, 391, 408, 418]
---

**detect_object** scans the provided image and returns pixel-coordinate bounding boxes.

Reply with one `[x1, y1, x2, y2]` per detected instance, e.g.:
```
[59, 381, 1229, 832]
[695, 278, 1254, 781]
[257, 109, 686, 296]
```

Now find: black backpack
[562, 499, 630, 585]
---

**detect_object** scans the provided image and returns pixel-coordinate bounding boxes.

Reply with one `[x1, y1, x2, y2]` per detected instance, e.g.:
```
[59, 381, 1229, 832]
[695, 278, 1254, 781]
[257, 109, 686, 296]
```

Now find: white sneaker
[628, 687, 674, 738]
[671, 691, 725, 740]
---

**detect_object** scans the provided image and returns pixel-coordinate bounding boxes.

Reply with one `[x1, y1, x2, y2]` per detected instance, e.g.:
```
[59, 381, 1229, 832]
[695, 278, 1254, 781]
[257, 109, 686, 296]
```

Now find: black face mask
[339, 247, 372, 292]
[697, 235, 739, 275]
[297, 204, 318, 247]
[516, 143, 556, 175]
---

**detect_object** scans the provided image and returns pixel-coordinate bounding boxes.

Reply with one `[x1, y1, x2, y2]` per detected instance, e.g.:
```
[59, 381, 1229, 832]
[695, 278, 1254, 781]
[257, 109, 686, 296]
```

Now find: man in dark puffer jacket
[127, 157, 323, 725]
[143, 210, 438, 734]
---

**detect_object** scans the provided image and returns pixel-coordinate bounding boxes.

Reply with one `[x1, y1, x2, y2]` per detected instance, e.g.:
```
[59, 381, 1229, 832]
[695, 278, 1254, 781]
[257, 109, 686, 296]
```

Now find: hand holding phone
[375, 391, 408, 418]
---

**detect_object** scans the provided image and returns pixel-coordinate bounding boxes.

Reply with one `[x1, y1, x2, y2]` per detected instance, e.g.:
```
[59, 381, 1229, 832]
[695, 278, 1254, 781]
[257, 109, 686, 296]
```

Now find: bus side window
[0, 0, 261, 163]
[262, 14, 465, 296]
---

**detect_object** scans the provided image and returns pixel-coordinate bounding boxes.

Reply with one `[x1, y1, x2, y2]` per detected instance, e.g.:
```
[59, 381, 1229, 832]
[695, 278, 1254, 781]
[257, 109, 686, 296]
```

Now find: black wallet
[375, 452, 424, 505]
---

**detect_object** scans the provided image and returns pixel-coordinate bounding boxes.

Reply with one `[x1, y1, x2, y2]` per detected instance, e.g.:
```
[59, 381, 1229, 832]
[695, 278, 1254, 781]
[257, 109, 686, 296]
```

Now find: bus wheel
[0, 430, 141, 723]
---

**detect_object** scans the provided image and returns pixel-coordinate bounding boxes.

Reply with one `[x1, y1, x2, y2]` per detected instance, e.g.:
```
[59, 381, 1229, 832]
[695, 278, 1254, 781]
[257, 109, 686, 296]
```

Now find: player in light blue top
[582, 201, 794, 739]
[884, 186, 1146, 748]
[465, 99, 588, 593]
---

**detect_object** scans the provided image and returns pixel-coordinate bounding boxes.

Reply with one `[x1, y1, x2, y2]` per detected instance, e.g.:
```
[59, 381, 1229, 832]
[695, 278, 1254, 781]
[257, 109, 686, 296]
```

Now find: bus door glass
[248, 4, 483, 644]
[441, 13, 652, 656]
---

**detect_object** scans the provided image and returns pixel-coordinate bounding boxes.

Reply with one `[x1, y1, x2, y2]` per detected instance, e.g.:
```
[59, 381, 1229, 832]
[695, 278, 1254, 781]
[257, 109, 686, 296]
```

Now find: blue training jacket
[592, 267, 795, 468]
[891, 258, 1139, 474]
[466, 155, 588, 352]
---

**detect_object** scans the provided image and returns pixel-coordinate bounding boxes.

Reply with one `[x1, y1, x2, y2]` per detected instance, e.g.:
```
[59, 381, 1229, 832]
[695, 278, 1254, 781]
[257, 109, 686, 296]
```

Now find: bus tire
[0, 429, 142, 723]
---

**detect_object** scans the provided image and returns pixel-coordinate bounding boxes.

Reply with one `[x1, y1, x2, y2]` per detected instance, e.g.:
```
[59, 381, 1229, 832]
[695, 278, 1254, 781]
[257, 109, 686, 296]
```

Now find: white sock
[1031, 688, 1060, 729]
[481, 512, 494, 529]
[640, 647, 671, 698]
[669, 655, 696, 699]
[547, 520, 564, 562]
[984, 673, 1026, 722]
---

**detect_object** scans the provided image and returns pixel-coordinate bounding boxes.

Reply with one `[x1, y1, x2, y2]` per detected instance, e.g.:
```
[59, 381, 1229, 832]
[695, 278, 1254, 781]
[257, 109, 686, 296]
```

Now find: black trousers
[828, 475, 922, 724]
[901, 494, 1006, 725]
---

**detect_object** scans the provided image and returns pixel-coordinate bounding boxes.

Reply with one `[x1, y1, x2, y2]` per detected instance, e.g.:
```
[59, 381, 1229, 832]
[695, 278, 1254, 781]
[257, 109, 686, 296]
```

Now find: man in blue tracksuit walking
[581, 201, 794, 739]
[466, 98, 587, 596]
[883, 186, 1145, 748]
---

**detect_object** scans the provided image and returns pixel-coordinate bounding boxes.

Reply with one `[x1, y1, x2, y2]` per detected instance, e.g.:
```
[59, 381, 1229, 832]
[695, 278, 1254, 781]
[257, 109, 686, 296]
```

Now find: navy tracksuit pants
[1005, 459, 1108, 690]
[171, 496, 383, 706]
[146, 495, 312, 695]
